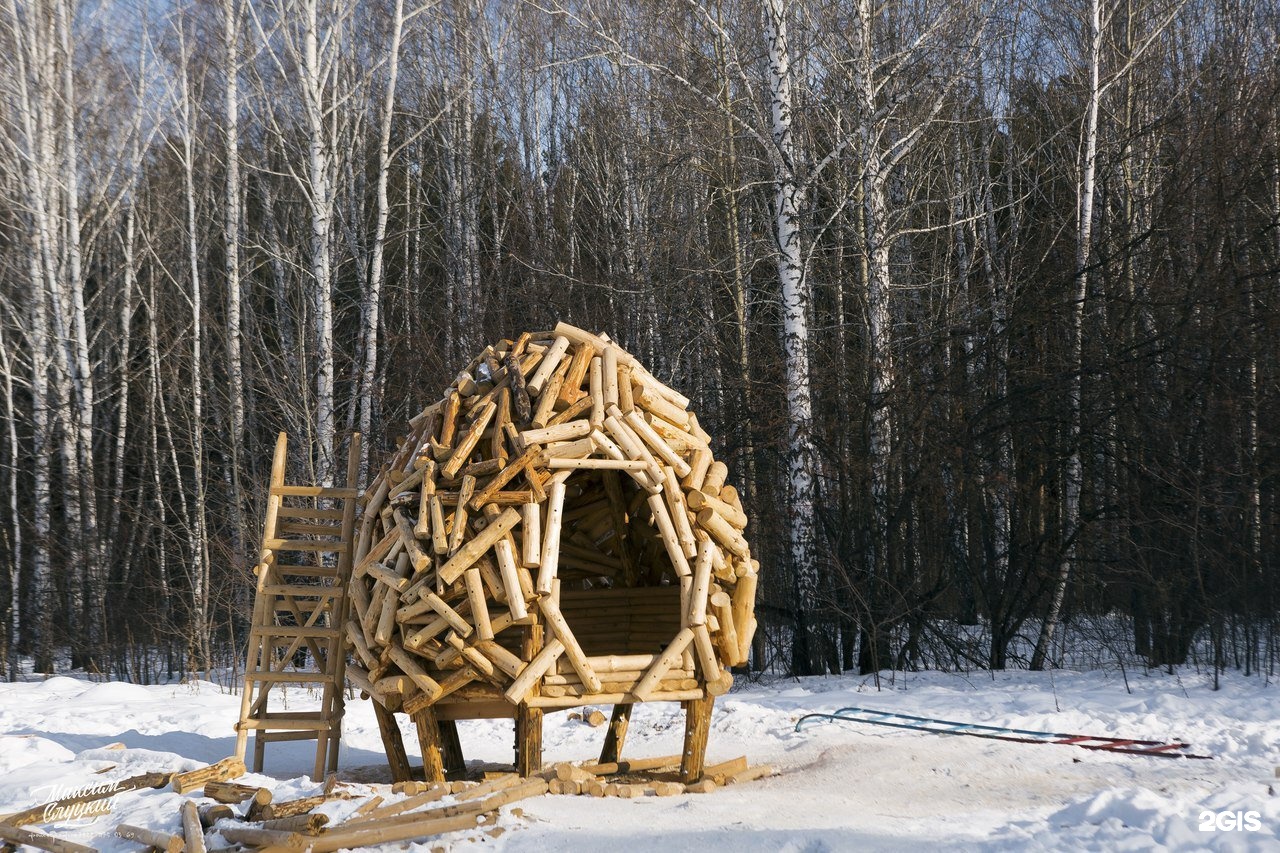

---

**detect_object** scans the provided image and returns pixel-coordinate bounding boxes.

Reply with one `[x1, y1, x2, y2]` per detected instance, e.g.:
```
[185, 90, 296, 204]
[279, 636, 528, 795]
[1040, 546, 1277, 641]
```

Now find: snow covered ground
[0, 667, 1276, 851]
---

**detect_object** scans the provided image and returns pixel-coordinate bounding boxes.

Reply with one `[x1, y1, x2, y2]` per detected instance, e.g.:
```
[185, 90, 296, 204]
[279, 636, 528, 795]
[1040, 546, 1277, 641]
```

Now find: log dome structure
[345, 322, 758, 782]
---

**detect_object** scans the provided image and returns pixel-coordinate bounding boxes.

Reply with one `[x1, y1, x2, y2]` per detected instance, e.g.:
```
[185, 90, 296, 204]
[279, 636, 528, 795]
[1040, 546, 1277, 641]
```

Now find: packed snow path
[0, 669, 1275, 851]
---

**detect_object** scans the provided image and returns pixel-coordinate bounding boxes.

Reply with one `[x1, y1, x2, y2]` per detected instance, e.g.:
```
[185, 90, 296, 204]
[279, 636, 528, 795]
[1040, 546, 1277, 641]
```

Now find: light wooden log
[583, 653, 659, 673]
[633, 385, 691, 429]
[353, 528, 397, 578]
[446, 633, 496, 679]
[624, 410, 691, 478]
[544, 435, 595, 459]
[530, 356, 570, 428]
[731, 572, 757, 662]
[687, 489, 748, 529]
[180, 800, 205, 853]
[537, 597, 602, 693]
[725, 764, 776, 785]
[679, 694, 715, 783]
[474, 639, 524, 679]
[388, 643, 445, 703]
[521, 501, 541, 568]
[644, 411, 708, 450]
[480, 504, 528, 619]
[375, 579, 399, 646]
[589, 430, 658, 492]
[475, 553, 509, 605]
[467, 446, 539, 510]
[419, 506, 520, 587]
[204, 780, 271, 806]
[580, 754, 683, 775]
[603, 412, 663, 483]
[171, 758, 245, 794]
[632, 628, 696, 701]
[556, 345, 594, 406]
[521, 420, 591, 446]
[441, 400, 497, 479]
[542, 677, 698, 697]
[371, 675, 413, 701]
[365, 558, 410, 595]
[412, 458, 437, 537]
[428, 494, 449, 555]
[216, 826, 307, 848]
[646, 493, 692, 577]
[696, 507, 750, 559]
[404, 665, 477, 715]
[417, 590, 472, 637]
[663, 466, 698, 558]
[688, 536, 714, 626]
[387, 466, 425, 499]
[259, 812, 328, 833]
[692, 623, 722, 681]
[464, 567, 493, 640]
[682, 448, 712, 491]
[525, 687, 703, 709]
[115, 824, 183, 853]
[710, 590, 740, 666]
[491, 387, 512, 466]
[739, 616, 758, 666]
[526, 335, 570, 397]
[502, 638, 565, 704]
[346, 663, 375, 696]
[546, 457, 650, 471]
[702, 461, 728, 495]
[448, 475, 477, 554]
[344, 785, 448, 825]
[588, 356, 605, 427]
[537, 478, 567, 595]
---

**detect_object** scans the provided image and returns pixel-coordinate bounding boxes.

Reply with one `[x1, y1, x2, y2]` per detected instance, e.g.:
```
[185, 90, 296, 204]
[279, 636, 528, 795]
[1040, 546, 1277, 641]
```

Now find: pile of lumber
[348, 322, 758, 716]
[545, 754, 776, 797]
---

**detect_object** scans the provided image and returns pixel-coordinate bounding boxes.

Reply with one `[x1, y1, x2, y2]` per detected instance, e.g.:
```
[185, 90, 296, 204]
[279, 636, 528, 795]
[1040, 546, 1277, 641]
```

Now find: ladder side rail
[236, 432, 290, 763]
[321, 433, 362, 774]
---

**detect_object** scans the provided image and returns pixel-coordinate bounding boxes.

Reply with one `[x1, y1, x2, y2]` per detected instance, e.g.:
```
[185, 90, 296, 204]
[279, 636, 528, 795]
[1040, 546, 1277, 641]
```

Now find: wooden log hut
[349, 323, 758, 784]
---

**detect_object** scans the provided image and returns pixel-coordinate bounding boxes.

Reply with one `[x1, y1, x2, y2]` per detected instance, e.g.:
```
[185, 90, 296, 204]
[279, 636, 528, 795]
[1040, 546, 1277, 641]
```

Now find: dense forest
[0, 0, 1276, 682]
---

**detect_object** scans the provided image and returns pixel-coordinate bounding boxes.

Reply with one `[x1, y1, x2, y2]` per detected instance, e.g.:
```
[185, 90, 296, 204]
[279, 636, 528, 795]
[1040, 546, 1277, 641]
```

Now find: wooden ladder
[234, 431, 361, 780]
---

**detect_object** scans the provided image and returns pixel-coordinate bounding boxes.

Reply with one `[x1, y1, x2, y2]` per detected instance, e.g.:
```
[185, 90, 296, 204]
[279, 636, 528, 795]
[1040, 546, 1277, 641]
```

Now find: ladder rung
[278, 520, 344, 536]
[272, 599, 332, 611]
[239, 718, 334, 731]
[278, 506, 348, 521]
[261, 584, 344, 598]
[252, 625, 342, 639]
[271, 564, 341, 577]
[245, 671, 335, 683]
[265, 539, 347, 552]
[254, 730, 324, 743]
[271, 485, 359, 499]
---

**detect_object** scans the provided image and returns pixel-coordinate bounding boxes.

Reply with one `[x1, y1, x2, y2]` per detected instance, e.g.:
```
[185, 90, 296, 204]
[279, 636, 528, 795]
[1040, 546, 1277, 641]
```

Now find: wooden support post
[515, 624, 544, 777]
[680, 695, 715, 784]
[439, 720, 466, 777]
[598, 703, 633, 764]
[373, 701, 414, 783]
[412, 706, 446, 784]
